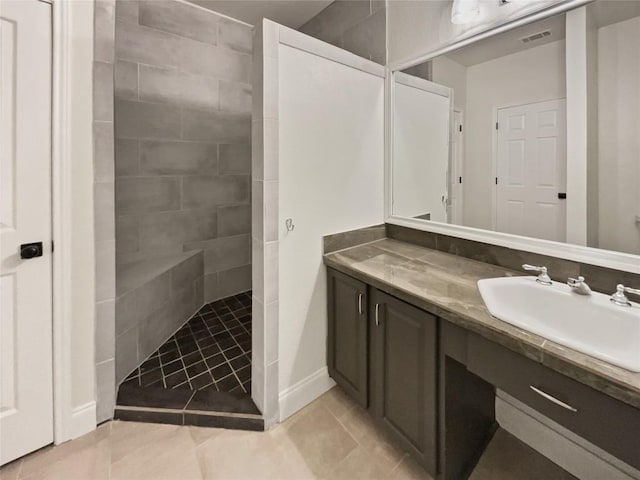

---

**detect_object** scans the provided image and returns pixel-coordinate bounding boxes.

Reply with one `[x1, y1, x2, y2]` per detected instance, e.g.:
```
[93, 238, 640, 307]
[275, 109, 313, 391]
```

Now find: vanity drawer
[467, 334, 640, 470]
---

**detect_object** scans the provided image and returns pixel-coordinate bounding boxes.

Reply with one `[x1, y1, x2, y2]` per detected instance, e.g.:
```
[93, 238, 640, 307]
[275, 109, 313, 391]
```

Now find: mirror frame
[384, 0, 640, 274]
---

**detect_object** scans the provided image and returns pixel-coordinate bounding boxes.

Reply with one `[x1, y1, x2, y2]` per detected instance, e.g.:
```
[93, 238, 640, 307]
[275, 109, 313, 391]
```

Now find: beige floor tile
[0, 459, 22, 480]
[19, 423, 111, 479]
[315, 387, 358, 420]
[389, 455, 432, 480]
[285, 403, 358, 478]
[188, 426, 224, 446]
[107, 421, 179, 464]
[338, 404, 387, 449]
[323, 441, 406, 480]
[197, 428, 316, 480]
[20, 438, 111, 480]
[111, 427, 202, 480]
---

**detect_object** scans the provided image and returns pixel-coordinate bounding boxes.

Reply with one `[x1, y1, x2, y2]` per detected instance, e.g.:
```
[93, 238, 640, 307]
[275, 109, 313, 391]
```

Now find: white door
[496, 99, 567, 242]
[1, 0, 54, 465]
[450, 111, 464, 225]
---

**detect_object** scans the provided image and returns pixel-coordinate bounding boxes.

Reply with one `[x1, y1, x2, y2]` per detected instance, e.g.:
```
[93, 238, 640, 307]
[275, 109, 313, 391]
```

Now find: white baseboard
[278, 367, 336, 422]
[496, 390, 640, 480]
[69, 401, 96, 440]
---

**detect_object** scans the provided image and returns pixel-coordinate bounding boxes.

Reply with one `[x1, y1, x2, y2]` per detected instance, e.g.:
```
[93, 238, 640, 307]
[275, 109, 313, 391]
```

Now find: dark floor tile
[196, 335, 216, 349]
[125, 368, 140, 381]
[201, 344, 221, 358]
[216, 374, 241, 392]
[140, 357, 161, 373]
[242, 380, 251, 393]
[183, 351, 203, 367]
[140, 368, 163, 387]
[205, 353, 226, 370]
[190, 372, 215, 390]
[185, 389, 260, 415]
[117, 383, 195, 409]
[177, 341, 198, 355]
[197, 304, 213, 315]
[223, 346, 243, 360]
[161, 358, 183, 376]
[160, 349, 180, 363]
[230, 355, 250, 371]
[212, 363, 232, 381]
[120, 375, 140, 388]
[184, 413, 263, 431]
[201, 311, 217, 321]
[236, 365, 251, 383]
[164, 370, 188, 388]
[217, 337, 236, 351]
[186, 360, 208, 378]
[116, 408, 184, 426]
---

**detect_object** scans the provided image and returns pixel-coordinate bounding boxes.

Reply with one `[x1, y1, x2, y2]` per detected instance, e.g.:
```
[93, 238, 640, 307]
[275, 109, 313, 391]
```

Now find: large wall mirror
[390, 0, 640, 258]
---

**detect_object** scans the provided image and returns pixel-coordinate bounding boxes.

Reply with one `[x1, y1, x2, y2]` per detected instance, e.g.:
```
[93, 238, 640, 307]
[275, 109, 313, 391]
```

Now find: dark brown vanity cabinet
[370, 289, 438, 474]
[327, 268, 438, 474]
[327, 269, 369, 407]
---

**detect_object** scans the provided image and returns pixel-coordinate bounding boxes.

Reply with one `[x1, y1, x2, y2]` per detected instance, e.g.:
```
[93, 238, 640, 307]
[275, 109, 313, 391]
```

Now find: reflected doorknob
[20, 242, 43, 259]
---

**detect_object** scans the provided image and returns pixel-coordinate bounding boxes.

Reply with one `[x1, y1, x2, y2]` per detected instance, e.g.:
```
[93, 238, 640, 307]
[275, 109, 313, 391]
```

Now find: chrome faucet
[610, 284, 640, 307]
[522, 264, 552, 285]
[567, 276, 591, 295]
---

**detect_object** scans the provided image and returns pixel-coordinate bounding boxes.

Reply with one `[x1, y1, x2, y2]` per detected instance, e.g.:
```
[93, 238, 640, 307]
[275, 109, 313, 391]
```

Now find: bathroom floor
[1, 387, 576, 480]
[115, 292, 260, 429]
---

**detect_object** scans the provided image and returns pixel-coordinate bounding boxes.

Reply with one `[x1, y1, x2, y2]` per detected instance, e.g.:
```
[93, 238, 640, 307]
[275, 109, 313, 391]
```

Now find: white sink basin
[477, 276, 640, 372]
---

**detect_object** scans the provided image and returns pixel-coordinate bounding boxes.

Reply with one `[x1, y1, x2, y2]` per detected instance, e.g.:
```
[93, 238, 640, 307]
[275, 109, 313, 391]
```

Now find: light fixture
[450, 0, 480, 25]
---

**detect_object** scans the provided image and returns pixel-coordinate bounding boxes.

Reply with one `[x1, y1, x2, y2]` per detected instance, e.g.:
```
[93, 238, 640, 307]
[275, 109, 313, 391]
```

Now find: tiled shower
[108, 0, 254, 423]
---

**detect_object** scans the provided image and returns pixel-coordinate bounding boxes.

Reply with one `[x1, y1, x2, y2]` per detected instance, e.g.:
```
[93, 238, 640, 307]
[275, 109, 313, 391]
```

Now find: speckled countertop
[324, 238, 640, 409]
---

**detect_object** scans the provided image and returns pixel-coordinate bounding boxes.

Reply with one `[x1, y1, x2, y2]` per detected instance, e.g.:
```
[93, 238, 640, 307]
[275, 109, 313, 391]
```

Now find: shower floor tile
[122, 291, 252, 395]
[115, 291, 261, 430]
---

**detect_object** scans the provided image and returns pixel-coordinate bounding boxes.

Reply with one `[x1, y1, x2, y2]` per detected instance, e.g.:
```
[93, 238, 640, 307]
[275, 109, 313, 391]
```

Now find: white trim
[69, 402, 97, 440]
[394, 71, 450, 97]
[278, 367, 336, 422]
[51, 0, 74, 445]
[278, 24, 385, 78]
[496, 391, 640, 480]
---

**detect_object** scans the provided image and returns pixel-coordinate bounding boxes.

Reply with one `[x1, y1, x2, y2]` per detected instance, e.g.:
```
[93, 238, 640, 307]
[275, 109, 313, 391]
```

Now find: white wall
[463, 40, 566, 230]
[597, 15, 640, 255]
[387, 0, 565, 66]
[278, 41, 385, 420]
[432, 56, 467, 112]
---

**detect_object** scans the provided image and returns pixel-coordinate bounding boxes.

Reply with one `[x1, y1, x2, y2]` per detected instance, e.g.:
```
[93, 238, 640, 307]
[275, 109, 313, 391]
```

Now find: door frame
[451, 109, 464, 225]
[51, 0, 97, 444]
[491, 98, 566, 232]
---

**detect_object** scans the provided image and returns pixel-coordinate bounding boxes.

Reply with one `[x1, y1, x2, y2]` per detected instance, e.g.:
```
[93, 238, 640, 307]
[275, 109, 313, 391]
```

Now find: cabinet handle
[529, 386, 578, 413]
[375, 303, 380, 326]
[358, 293, 363, 315]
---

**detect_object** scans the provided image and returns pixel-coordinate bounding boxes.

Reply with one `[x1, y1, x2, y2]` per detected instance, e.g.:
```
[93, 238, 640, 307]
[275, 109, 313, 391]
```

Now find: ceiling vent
[520, 30, 552, 44]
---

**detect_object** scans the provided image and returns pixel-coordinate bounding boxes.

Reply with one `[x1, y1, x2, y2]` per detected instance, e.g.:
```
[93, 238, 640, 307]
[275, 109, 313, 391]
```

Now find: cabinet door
[327, 268, 368, 407]
[371, 289, 437, 474]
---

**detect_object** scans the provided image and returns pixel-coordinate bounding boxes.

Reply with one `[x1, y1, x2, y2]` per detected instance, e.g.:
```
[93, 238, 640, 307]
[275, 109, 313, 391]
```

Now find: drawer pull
[530, 386, 578, 412]
[358, 294, 363, 315]
[375, 303, 380, 326]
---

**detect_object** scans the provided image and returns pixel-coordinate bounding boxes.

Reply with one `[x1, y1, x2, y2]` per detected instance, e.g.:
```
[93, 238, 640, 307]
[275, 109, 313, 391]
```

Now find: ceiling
[188, 0, 334, 28]
[446, 13, 567, 67]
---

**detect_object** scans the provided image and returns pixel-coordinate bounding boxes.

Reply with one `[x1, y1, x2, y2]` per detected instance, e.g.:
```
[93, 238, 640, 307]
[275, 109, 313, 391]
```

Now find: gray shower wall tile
[138, 0, 219, 45]
[139, 140, 218, 175]
[95, 182, 116, 242]
[182, 176, 250, 210]
[138, 64, 219, 110]
[116, 177, 181, 214]
[115, 0, 138, 23]
[219, 81, 252, 113]
[178, 36, 251, 83]
[343, 8, 386, 64]
[94, 61, 114, 121]
[96, 240, 117, 303]
[96, 300, 116, 364]
[115, 20, 182, 67]
[201, 234, 251, 274]
[171, 251, 204, 290]
[96, 359, 116, 422]
[219, 144, 251, 175]
[116, 327, 139, 383]
[299, 0, 386, 65]
[94, 122, 115, 182]
[116, 216, 139, 254]
[219, 17, 253, 54]
[115, 139, 139, 177]
[116, 271, 171, 335]
[115, 60, 138, 100]
[137, 209, 218, 250]
[218, 204, 251, 237]
[95, 0, 116, 63]
[218, 264, 252, 298]
[114, 99, 181, 140]
[181, 109, 251, 143]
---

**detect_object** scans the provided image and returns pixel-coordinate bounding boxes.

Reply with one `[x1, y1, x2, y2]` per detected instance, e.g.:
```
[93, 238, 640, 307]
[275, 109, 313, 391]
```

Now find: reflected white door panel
[0, 0, 53, 465]
[496, 99, 567, 242]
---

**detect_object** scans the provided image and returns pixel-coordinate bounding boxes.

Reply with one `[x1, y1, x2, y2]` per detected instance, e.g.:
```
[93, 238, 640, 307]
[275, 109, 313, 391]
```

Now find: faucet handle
[522, 264, 552, 285]
[611, 284, 640, 307]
